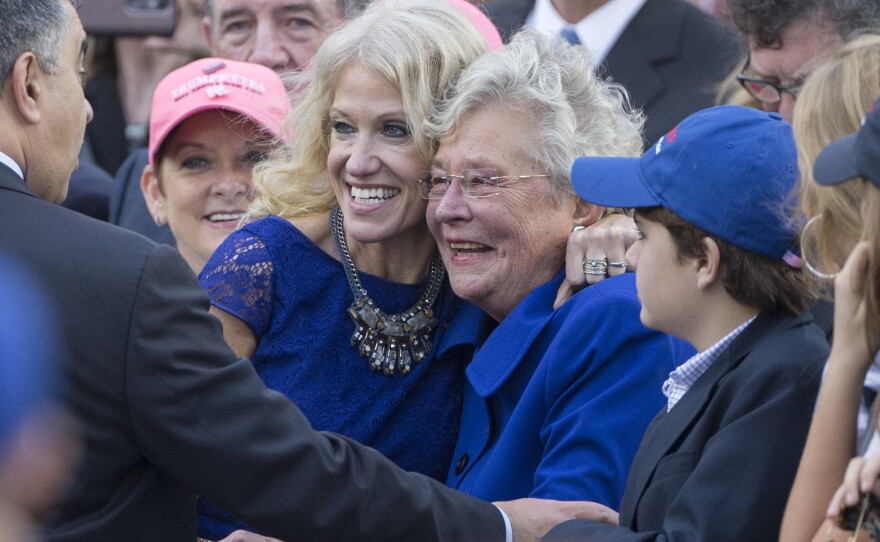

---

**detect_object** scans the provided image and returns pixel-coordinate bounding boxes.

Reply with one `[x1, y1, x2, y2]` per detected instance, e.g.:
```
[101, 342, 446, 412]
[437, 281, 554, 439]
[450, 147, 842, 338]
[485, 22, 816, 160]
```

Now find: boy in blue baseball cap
[543, 106, 830, 542]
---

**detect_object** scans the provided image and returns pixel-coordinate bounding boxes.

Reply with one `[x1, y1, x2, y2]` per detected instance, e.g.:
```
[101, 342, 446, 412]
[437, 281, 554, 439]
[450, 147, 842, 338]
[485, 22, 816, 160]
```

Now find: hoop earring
[800, 215, 837, 281]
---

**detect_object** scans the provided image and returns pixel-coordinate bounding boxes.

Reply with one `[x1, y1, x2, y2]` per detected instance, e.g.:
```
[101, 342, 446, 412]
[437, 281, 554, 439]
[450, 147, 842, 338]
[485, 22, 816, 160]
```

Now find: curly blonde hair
[246, 1, 489, 220]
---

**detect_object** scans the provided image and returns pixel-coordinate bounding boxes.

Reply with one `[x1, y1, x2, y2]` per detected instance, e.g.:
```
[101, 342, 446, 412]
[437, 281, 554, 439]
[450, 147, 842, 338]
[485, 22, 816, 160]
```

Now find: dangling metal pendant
[331, 206, 445, 376]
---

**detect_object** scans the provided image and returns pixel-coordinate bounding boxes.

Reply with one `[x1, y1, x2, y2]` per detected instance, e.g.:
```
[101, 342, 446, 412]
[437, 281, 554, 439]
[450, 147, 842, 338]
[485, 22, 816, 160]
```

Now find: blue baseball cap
[813, 97, 880, 189]
[571, 105, 799, 260]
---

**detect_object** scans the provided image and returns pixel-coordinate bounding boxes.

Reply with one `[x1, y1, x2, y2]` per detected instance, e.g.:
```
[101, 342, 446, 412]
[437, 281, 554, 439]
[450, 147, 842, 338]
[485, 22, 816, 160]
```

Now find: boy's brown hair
[639, 206, 816, 315]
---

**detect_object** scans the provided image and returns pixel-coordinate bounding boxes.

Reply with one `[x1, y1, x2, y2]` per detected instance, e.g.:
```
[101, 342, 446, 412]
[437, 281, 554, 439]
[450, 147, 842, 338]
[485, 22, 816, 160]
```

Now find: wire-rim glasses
[418, 169, 549, 200]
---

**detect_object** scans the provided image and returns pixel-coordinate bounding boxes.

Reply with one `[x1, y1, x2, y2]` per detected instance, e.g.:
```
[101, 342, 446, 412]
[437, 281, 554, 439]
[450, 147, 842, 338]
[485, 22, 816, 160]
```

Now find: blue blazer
[446, 272, 691, 507]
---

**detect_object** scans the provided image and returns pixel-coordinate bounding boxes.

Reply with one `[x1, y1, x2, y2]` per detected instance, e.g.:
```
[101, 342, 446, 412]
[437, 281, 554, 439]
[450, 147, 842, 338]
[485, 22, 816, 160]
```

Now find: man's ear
[140, 165, 167, 226]
[571, 199, 605, 230]
[202, 16, 215, 51]
[695, 236, 722, 291]
[10, 53, 42, 124]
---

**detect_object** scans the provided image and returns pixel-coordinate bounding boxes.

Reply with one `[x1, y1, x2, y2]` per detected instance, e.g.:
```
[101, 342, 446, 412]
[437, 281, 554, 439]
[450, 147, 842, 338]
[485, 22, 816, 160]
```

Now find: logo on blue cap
[571, 106, 799, 260]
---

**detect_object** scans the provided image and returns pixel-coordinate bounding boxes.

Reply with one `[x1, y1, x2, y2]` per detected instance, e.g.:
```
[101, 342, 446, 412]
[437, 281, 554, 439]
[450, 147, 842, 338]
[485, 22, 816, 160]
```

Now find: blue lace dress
[196, 215, 473, 540]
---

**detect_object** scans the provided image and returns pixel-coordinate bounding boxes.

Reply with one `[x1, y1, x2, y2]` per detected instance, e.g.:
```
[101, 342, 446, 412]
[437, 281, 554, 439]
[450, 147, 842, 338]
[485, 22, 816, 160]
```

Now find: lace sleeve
[198, 231, 275, 340]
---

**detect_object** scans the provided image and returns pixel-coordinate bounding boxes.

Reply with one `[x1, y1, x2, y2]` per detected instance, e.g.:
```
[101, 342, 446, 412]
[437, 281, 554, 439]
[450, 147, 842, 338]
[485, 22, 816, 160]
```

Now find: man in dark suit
[544, 106, 829, 541]
[0, 1, 593, 540]
[483, 0, 740, 146]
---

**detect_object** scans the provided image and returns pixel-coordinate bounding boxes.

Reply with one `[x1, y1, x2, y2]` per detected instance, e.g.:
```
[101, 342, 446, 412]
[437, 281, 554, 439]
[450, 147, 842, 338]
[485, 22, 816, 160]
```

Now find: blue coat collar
[465, 271, 565, 397]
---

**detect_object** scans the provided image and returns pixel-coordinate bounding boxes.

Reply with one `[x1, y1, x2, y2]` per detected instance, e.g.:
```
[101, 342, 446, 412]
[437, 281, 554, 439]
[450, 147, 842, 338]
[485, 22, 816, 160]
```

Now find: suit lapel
[620, 313, 789, 523]
[602, 0, 685, 111]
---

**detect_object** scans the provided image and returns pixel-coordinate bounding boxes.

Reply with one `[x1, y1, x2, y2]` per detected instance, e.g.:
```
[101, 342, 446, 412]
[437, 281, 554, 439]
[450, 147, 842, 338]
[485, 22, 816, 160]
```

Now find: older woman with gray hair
[424, 31, 690, 506]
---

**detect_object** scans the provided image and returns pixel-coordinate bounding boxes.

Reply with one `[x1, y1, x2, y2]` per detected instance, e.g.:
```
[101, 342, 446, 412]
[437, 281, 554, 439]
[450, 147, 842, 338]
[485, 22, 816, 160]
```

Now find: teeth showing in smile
[351, 186, 400, 205]
[207, 212, 245, 222]
[449, 242, 489, 255]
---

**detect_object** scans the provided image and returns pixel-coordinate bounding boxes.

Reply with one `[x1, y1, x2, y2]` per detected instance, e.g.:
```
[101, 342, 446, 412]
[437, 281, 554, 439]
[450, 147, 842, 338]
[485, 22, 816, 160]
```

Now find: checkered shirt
[663, 317, 756, 411]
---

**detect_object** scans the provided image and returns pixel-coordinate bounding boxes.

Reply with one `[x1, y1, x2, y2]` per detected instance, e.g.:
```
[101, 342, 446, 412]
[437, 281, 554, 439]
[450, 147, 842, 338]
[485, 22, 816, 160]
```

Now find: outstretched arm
[782, 242, 878, 542]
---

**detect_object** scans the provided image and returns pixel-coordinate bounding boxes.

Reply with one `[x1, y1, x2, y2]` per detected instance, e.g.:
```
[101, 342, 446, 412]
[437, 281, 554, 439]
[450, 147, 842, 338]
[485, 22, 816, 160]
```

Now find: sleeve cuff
[495, 505, 513, 542]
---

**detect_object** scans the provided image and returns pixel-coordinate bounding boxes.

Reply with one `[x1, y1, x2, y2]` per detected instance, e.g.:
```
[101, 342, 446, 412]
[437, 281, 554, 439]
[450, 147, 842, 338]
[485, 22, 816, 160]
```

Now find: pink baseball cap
[444, 0, 503, 52]
[148, 57, 290, 166]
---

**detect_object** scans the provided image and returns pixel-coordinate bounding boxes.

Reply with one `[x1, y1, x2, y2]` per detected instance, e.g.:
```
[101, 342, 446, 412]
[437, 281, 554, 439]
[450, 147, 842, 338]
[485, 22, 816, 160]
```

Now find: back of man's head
[727, 0, 880, 47]
[0, 0, 71, 90]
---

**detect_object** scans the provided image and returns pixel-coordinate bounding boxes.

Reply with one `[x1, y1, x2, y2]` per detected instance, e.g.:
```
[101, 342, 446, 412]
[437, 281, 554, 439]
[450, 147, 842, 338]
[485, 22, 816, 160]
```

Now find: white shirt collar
[0, 150, 24, 181]
[525, 0, 647, 68]
[663, 316, 756, 411]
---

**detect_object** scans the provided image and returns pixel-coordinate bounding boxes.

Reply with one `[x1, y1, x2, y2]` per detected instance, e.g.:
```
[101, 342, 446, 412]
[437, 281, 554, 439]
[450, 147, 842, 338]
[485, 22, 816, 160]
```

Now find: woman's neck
[345, 227, 437, 285]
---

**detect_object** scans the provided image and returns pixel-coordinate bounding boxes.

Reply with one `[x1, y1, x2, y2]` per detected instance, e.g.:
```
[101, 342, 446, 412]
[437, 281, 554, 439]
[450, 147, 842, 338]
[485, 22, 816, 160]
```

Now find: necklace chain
[330, 206, 445, 375]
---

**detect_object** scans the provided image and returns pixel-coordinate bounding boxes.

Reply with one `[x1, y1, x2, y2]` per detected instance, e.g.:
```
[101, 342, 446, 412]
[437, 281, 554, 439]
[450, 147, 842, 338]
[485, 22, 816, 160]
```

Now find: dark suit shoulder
[735, 312, 828, 385]
[482, 0, 534, 42]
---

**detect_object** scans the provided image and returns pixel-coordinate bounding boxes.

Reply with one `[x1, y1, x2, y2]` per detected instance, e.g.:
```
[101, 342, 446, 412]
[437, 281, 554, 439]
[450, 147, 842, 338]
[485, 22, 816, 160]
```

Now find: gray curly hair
[426, 30, 644, 204]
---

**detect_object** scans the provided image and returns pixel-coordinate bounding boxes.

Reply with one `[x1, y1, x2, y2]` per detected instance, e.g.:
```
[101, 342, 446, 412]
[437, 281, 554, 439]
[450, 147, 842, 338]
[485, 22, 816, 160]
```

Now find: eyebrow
[218, 2, 317, 23]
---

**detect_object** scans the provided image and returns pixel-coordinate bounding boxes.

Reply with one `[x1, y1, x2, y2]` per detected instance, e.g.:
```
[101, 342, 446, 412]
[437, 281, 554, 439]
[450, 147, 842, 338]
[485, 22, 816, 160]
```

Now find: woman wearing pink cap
[139, 57, 289, 273]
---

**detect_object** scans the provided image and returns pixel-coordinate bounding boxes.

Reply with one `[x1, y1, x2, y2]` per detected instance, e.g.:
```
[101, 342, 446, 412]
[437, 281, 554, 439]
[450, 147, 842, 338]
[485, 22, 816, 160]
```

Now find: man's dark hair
[640, 206, 816, 315]
[727, 0, 880, 47]
[0, 0, 74, 90]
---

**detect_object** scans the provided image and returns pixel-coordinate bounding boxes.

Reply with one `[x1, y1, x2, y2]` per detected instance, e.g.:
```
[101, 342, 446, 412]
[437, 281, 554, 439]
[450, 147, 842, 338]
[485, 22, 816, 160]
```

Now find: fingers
[564, 217, 638, 287]
[826, 455, 880, 520]
[564, 233, 589, 290]
[840, 241, 871, 294]
[843, 456, 868, 508]
[589, 502, 619, 526]
[553, 280, 575, 310]
[859, 454, 880, 496]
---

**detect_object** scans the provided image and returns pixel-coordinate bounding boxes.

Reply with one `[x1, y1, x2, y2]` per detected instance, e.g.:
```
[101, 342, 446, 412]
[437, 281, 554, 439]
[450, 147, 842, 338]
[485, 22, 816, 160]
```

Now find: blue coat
[445, 272, 691, 507]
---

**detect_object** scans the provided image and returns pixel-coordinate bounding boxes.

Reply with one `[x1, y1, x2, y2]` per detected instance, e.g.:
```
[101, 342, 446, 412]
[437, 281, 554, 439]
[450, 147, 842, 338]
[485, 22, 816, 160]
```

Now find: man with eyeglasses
[728, 0, 880, 121]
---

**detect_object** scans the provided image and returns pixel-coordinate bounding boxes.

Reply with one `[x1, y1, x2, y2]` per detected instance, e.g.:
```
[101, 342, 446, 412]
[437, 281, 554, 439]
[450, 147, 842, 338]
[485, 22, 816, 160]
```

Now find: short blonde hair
[794, 32, 880, 274]
[247, 1, 489, 220]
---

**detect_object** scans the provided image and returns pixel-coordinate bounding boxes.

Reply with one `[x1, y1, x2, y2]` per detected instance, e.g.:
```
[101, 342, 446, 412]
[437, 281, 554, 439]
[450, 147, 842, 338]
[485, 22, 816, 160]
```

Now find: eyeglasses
[418, 169, 548, 200]
[736, 55, 802, 105]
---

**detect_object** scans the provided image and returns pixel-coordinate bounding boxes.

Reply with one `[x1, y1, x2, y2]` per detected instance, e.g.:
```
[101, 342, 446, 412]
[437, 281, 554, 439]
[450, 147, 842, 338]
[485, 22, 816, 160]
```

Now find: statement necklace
[330, 206, 445, 376]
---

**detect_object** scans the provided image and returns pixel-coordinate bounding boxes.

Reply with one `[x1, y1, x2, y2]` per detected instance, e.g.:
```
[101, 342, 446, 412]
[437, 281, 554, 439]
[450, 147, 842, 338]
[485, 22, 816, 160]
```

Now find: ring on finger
[608, 261, 628, 269]
[583, 257, 608, 276]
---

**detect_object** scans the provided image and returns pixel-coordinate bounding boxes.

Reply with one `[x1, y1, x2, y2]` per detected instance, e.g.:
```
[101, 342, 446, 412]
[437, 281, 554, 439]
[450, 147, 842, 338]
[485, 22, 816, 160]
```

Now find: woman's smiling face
[144, 109, 276, 272]
[326, 62, 431, 248]
[427, 104, 575, 321]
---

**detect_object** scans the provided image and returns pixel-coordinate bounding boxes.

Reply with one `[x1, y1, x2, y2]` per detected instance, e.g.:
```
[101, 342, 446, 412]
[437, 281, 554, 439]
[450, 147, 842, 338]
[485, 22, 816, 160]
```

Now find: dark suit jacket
[483, 0, 741, 146]
[542, 311, 828, 542]
[0, 164, 502, 542]
[108, 147, 176, 245]
[61, 160, 113, 221]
